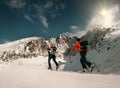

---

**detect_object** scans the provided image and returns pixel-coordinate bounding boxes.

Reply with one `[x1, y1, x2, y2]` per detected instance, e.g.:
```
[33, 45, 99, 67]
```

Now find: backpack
[80, 40, 88, 51]
[52, 46, 57, 51]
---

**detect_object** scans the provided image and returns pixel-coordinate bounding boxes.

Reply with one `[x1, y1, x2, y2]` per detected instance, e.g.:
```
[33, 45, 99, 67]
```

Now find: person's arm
[70, 42, 78, 53]
[70, 41, 82, 54]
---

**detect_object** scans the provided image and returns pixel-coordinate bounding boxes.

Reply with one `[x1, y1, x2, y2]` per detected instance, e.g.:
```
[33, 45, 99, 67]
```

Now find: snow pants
[48, 54, 58, 69]
[80, 51, 92, 69]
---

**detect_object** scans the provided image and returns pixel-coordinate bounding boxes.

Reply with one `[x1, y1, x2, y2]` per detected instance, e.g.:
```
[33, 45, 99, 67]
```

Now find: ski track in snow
[0, 56, 120, 88]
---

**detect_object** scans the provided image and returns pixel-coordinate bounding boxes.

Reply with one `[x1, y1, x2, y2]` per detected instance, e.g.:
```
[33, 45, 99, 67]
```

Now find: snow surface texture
[0, 28, 120, 88]
[0, 56, 120, 88]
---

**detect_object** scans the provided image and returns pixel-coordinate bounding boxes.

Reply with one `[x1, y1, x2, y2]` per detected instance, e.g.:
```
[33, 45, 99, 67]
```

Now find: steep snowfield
[76, 28, 120, 74]
[86, 29, 120, 74]
[0, 57, 120, 88]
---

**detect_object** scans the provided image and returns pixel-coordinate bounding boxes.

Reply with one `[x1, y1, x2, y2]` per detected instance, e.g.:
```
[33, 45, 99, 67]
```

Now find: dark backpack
[80, 40, 88, 51]
[52, 46, 57, 51]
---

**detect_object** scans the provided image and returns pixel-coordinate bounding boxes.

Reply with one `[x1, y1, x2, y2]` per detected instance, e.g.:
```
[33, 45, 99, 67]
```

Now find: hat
[76, 38, 80, 41]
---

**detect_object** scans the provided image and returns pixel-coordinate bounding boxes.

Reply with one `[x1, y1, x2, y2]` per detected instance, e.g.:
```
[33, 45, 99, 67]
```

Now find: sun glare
[100, 9, 109, 16]
[95, 7, 115, 27]
[88, 5, 119, 29]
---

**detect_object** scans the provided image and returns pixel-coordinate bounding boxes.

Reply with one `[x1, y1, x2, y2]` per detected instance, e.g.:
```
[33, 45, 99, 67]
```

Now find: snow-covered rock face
[81, 28, 120, 73]
[0, 37, 49, 62]
[81, 27, 120, 50]
[0, 34, 71, 62]
[48, 34, 70, 59]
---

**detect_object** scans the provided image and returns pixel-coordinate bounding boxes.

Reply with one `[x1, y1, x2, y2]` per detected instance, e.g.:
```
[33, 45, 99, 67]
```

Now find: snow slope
[0, 29, 120, 74]
[78, 28, 120, 74]
[0, 56, 120, 88]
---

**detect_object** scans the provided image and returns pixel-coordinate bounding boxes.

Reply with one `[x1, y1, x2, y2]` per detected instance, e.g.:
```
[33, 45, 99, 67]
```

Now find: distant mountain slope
[0, 34, 69, 62]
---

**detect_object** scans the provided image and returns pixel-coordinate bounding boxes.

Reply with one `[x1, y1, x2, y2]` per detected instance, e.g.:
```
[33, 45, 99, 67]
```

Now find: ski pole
[67, 54, 73, 63]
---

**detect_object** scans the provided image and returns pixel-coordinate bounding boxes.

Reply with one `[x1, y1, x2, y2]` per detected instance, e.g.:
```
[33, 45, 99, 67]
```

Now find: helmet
[76, 38, 80, 41]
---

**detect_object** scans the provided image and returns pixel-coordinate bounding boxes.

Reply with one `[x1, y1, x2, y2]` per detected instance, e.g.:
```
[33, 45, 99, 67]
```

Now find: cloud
[66, 4, 120, 38]
[65, 25, 86, 37]
[4, 0, 66, 29]
[0, 39, 11, 44]
[70, 26, 79, 31]
[64, 1, 120, 39]
[24, 15, 34, 23]
[39, 15, 48, 29]
[86, 4, 120, 30]
[44, 1, 53, 9]
[44, 0, 66, 18]
[59, 2, 65, 9]
[5, 0, 26, 9]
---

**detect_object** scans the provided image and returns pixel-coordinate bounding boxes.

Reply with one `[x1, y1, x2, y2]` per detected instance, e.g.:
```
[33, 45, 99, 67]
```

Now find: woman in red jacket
[70, 38, 94, 72]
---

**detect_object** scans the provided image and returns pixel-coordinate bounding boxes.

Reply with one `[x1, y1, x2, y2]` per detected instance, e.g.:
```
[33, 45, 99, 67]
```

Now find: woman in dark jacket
[47, 44, 59, 70]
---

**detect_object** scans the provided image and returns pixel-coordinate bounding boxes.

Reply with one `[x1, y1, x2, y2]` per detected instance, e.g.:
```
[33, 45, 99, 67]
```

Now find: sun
[100, 9, 109, 16]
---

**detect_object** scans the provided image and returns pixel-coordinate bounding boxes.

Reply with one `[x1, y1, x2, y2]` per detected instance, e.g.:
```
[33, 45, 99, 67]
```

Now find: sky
[0, 0, 120, 43]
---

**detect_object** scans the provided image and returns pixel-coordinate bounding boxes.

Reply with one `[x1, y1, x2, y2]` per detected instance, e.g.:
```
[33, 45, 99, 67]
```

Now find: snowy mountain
[0, 27, 120, 88]
[0, 37, 48, 62]
[0, 28, 120, 74]
[0, 34, 69, 62]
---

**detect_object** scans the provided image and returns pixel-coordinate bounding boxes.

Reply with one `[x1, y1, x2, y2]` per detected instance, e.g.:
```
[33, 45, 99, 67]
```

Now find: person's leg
[48, 55, 52, 69]
[84, 58, 92, 68]
[52, 55, 58, 66]
[82, 51, 92, 68]
[80, 58, 87, 69]
[80, 52, 87, 69]
[52, 55, 59, 70]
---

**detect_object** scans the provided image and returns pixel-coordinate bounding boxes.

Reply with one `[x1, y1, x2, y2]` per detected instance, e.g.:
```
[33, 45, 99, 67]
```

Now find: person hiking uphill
[47, 44, 59, 70]
[69, 38, 94, 72]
